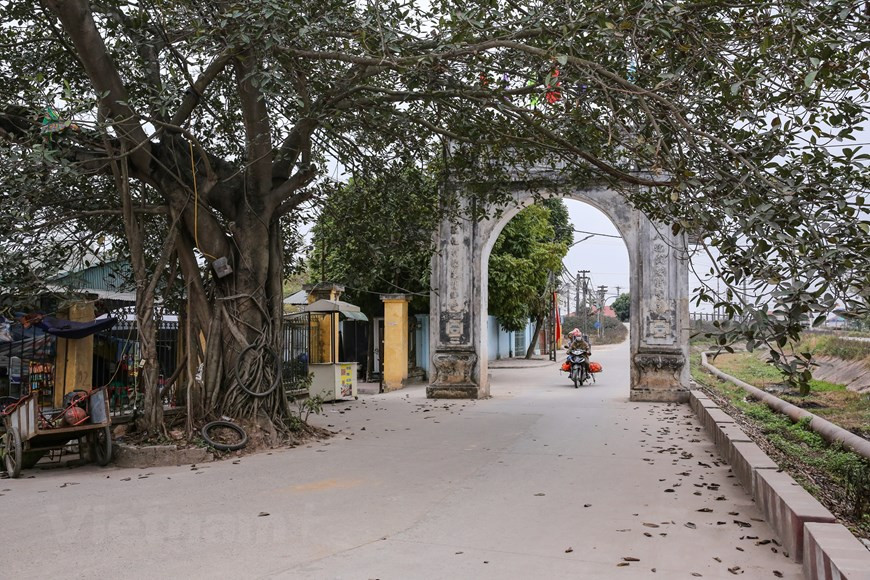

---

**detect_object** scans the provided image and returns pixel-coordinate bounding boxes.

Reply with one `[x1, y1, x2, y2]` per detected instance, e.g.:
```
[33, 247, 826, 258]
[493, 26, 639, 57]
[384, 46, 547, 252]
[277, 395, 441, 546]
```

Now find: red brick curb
[687, 389, 870, 579]
[804, 522, 870, 580]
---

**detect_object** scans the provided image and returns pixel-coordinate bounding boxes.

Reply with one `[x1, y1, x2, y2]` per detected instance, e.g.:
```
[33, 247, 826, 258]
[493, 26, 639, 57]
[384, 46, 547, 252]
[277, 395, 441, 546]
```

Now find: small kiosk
[296, 299, 366, 402]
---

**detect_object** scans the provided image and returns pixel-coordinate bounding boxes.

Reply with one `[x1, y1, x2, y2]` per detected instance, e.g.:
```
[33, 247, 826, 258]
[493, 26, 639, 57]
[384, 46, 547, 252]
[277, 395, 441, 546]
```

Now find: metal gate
[281, 315, 310, 394]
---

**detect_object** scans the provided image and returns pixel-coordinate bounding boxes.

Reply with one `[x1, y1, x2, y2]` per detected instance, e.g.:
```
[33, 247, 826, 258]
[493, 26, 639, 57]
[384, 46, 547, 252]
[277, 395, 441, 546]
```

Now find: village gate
[428, 182, 690, 402]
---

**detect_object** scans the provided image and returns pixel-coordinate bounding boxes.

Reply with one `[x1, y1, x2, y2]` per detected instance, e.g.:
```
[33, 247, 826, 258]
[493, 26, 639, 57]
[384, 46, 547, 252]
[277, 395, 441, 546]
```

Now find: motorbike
[566, 348, 591, 388]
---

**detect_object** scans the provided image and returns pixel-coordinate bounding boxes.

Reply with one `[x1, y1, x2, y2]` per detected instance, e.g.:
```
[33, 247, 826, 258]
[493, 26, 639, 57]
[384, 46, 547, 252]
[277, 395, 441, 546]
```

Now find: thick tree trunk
[197, 212, 291, 428]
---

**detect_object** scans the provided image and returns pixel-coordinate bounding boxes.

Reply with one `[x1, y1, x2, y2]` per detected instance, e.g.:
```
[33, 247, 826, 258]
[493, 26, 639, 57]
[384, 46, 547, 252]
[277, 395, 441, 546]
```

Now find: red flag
[553, 292, 562, 348]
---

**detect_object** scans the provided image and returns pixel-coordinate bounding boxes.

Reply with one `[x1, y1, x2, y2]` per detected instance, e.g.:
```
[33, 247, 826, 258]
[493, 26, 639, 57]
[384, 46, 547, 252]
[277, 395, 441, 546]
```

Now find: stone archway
[428, 182, 690, 402]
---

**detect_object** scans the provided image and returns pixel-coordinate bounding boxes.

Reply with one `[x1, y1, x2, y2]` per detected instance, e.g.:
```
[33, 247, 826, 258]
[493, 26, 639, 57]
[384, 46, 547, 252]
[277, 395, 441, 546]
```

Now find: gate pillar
[629, 218, 690, 402]
[427, 206, 487, 399]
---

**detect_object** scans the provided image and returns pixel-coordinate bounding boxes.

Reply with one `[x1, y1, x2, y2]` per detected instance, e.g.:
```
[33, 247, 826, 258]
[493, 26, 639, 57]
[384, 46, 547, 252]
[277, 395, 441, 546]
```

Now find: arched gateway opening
[428, 183, 690, 402]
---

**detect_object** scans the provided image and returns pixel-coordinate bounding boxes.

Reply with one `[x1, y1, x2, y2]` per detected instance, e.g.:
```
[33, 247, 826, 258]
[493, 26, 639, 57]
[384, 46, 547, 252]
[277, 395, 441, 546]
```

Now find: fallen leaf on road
[565, 547, 573, 553]
[697, 508, 712, 512]
[258, 512, 270, 517]
[685, 522, 696, 529]
[773, 572, 783, 578]
[623, 557, 639, 562]
[616, 562, 630, 567]
[643, 523, 660, 528]
[534, 493, 545, 496]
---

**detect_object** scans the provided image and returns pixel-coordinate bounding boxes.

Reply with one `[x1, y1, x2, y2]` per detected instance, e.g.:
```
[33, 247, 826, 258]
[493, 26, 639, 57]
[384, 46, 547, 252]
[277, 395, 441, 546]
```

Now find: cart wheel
[4, 427, 22, 478]
[91, 426, 112, 466]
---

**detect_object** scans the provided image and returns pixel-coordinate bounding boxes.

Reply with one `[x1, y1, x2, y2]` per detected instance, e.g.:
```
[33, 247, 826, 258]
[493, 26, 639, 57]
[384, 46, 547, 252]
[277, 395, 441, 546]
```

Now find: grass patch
[799, 334, 870, 363]
[708, 351, 870, 436]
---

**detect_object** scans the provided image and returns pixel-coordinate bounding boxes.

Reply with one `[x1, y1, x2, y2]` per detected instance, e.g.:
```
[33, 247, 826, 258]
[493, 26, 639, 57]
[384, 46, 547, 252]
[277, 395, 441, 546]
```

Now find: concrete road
[1, 338, 802, 579]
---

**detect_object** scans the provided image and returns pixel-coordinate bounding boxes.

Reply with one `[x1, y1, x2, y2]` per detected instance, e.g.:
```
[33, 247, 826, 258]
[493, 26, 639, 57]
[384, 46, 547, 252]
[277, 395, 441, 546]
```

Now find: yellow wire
[189, 140, 217, 260]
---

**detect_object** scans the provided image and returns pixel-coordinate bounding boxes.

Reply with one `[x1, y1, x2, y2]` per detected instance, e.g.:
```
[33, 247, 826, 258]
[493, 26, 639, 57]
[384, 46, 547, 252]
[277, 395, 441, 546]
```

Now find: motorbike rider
[567, 328, 592, 377]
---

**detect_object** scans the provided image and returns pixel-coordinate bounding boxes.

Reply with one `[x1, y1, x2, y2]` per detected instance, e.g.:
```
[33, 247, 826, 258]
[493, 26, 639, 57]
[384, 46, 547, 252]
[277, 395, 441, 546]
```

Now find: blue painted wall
[414, 314, 429, 371]
[413, 314, 538, 367]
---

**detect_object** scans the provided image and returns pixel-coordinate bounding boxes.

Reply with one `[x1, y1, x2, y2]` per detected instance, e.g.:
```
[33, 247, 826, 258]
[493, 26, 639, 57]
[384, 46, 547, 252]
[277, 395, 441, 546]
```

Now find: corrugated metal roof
[51, 261, 133, 293]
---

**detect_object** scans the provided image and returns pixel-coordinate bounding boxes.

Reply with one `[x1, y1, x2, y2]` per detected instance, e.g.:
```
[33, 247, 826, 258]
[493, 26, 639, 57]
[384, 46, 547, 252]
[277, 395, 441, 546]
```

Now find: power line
[571, 228, 622, 239]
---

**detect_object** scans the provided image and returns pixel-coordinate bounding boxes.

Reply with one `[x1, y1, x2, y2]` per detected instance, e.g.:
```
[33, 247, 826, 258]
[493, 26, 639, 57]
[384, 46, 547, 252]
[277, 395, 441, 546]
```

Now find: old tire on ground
[91, 425, 112, 466]
[4, 426, 22, 478]
[201, 421, 248, 452]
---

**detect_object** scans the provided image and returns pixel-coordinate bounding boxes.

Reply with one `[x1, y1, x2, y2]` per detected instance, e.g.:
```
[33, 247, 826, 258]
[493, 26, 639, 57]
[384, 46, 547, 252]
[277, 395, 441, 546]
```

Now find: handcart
[1, 387, 112, 478]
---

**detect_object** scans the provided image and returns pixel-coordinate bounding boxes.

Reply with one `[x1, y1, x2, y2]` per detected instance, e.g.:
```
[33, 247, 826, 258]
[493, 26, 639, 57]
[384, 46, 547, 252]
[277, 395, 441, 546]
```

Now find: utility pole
[597, 285, 608, 339]
[615, 285, 621, 297]
[578, 270, 589, 333]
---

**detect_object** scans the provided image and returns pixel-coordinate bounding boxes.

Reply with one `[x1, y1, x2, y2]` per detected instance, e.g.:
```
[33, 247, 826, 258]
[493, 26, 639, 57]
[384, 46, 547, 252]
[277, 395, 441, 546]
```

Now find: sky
[561, 200, 629, 307]
[560, 200, 718, 314]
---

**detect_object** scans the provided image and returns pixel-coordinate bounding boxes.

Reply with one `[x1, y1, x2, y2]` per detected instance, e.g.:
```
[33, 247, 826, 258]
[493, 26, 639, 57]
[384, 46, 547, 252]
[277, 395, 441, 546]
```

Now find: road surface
[0, 337, 802, 579]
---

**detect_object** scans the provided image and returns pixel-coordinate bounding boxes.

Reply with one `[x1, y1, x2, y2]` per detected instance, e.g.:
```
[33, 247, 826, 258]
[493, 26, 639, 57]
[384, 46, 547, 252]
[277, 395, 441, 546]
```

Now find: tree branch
[233, 53, 273, 198]
[42, 0, 153, 174]
[170, 51, 232, 128]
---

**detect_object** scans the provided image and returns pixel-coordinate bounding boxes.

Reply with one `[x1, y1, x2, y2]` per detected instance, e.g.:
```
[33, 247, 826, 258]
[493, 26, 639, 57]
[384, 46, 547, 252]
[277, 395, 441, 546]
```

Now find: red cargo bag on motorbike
[589, 361, 602, 373]
[561, 361, 571, 372]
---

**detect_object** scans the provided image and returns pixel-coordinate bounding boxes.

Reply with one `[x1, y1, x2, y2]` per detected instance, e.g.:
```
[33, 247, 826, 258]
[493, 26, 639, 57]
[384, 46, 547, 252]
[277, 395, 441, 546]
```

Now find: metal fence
[0, 322, 56, 407]
[281, 315, 310, 395]
[690, 312, 869, 333]
[92, 318, 180, 417]
[690, 312, 739, 323]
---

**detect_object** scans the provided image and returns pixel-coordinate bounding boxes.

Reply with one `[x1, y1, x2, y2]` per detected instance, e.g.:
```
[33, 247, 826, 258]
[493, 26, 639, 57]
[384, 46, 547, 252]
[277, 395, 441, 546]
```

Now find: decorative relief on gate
[438, 221, 473, 346]
[432, 350, 477, 385]
[643, 232, 677, 346]
[440, 311, 470, 345]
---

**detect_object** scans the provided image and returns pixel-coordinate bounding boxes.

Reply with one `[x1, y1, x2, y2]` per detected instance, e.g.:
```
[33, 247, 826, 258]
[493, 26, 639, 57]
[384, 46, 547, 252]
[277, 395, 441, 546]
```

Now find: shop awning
[302, 299, 369, 322]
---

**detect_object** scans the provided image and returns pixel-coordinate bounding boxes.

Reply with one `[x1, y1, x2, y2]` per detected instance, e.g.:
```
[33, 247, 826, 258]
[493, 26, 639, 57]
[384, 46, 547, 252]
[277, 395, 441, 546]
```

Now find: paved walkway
[488, 355, 554, 369]
[0, 338, 802, 579]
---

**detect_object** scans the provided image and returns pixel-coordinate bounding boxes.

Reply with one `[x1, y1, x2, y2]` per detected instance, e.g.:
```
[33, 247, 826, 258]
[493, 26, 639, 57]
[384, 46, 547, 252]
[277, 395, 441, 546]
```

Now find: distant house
[589, 305, 617, 319]
[282, 289, 309, 310]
